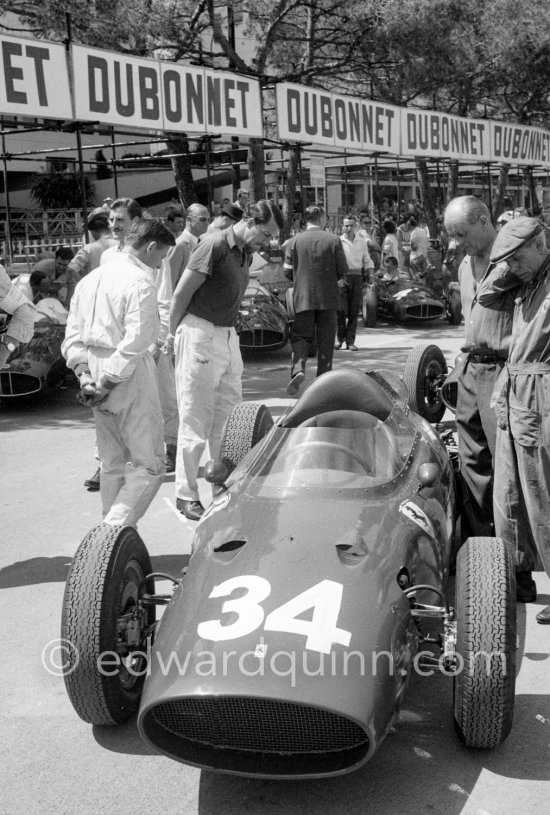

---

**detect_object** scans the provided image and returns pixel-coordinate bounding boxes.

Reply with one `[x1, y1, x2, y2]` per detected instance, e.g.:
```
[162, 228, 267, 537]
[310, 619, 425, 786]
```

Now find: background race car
[0, 296, 74, 397]
[362, 268, 462, 327]
[236, 278, 289, 351]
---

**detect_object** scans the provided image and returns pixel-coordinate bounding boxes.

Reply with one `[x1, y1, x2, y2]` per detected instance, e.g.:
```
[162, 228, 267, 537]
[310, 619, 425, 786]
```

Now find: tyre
[446, 287, 463, 325]
[403, 343, 447, 423]
[362, 285, 378, 327]
[454, 536, 516, 748]
[220, 402, 274, 473]
[61, 524, 155, 725]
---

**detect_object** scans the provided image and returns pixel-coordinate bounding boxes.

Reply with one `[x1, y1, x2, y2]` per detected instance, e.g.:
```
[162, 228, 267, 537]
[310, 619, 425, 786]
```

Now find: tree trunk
[247, 138, 266, 205]
[164, 135, 197, 209]
[415, 158, 437, 238]
[522, 166, 541, 216]
[447, 160, 460, 202]
[491, 164, 510, 222]
[282, 147, 300, 240]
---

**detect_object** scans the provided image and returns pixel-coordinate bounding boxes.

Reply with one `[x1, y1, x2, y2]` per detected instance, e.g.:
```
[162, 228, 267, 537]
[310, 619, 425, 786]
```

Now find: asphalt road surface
[2, 319, 550, 815]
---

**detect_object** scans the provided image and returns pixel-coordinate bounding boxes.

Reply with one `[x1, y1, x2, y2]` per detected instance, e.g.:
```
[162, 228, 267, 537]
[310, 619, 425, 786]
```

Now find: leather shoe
[347, 344, 358, 351]
[286, 370, 305, 396]
[176, 498, 205, 521]
[84, 467, 100, 491]
[516, 571, 537, 603]
[334, 342, 343, 350]
[536, 605, 550, 624]
[164, 444, 177, 474]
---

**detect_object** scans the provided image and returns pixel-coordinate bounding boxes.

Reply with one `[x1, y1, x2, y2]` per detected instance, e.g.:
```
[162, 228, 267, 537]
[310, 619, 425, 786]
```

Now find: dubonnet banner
[0, 34, 263, 137]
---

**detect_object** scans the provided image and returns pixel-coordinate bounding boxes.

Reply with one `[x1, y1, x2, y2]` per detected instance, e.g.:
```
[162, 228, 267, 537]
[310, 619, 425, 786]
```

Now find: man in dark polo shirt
[284, 205, 348, 396]
[444, 196, 536, 603]
[168, 199, 283, 520]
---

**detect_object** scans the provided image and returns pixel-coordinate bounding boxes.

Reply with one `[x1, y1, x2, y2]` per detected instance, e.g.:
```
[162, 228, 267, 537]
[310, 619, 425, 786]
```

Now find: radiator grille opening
[0, 371, 41, 396]
[405, 304, 445, 320]
[141, 696, 369, 776]
[239, 330, 286, 348]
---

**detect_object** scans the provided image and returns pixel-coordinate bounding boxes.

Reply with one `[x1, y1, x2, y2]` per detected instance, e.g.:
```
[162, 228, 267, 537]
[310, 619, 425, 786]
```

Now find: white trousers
[91, 350, 165, 527]
[156, 351, 178, 445]
[174, 313, 243, 502]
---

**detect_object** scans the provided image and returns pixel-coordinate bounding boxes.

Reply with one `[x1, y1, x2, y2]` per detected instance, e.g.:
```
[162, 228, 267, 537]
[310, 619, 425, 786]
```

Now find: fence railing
[0, 209, 83, 259]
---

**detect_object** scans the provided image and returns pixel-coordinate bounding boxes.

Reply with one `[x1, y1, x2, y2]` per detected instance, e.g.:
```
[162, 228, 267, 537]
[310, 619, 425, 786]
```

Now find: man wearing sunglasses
[169, 199, 283, 521]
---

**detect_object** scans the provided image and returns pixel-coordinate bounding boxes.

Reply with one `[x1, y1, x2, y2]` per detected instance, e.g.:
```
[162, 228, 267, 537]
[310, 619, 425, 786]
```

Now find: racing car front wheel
[403, 343, 447, 423]
[453, 536, 516, 749]
[221, 401, 274, 473]
[61, 524, 155, 725]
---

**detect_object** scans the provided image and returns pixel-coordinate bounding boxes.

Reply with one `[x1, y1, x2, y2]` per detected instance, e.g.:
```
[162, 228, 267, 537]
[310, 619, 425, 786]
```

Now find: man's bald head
[444, 195, 495, 258]
[185, 204, 210, 237]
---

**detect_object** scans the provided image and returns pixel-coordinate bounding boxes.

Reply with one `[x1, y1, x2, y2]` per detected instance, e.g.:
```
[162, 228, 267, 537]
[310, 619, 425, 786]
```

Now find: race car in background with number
[61, 356, 516, 779]
[362, 268, 462, 327]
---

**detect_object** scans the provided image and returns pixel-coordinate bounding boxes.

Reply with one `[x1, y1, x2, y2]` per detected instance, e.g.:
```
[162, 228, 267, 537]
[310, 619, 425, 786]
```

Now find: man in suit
[284, 205, 348, 396]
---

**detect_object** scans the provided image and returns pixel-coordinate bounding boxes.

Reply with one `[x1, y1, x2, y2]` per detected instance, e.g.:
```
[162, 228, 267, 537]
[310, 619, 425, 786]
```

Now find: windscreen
[228, 408, 416, 499]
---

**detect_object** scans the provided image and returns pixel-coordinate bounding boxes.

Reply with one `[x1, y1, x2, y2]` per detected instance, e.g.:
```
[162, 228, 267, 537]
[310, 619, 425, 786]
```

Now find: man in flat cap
[483, 216, 550, 623]
[207, 202, 244, 233]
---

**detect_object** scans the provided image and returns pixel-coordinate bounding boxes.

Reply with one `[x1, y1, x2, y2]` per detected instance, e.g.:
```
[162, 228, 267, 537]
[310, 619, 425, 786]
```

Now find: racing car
[362, 268, 462, 327]
[236, 278, 289, 351]
[61, 359, 516, 779]
[0, 294, 73, 397]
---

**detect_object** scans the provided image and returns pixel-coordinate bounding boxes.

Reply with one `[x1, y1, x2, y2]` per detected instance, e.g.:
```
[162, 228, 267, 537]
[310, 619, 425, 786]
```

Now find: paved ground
[1, 319, 549, 815]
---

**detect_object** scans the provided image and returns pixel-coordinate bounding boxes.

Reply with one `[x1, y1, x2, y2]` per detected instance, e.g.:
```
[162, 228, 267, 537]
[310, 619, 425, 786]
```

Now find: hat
[496, 207, 527, 226]
[220, 202, 244, 222]
[490, 216, 544, 263]
[87, 207, 109, 230]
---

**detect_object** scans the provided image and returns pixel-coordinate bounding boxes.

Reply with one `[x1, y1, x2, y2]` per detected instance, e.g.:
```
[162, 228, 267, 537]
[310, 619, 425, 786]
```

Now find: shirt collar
[225, 224, 246, 251]
[121, 251, 157, 280]
[182, 228, 198, 244]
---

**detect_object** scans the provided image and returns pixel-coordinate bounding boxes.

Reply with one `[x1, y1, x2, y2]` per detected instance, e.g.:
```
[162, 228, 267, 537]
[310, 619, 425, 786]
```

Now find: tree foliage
[31, 168, 95, 209]
[3, 0, 550, 223]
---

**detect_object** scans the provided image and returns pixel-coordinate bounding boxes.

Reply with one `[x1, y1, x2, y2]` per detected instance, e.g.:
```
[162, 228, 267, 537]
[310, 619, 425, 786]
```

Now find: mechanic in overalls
[0, 265, 36, 367]
[62, 219, 175, 528]
[486, 217, 550, 624]
[443, 196, 539, 604]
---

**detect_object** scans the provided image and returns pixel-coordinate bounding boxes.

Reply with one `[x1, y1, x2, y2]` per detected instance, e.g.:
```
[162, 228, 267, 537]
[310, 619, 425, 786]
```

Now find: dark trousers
[455, 359, 502, 535]
[336, 274, 362, 345]
[290, 309, 337, 378]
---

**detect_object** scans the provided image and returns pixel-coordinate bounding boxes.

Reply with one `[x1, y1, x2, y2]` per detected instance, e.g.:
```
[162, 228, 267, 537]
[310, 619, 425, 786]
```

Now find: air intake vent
[239, 330, 285, 348]
[0, 371, 41, 396]
[406, 304, 445, 320]
[141, 696, 369, 775]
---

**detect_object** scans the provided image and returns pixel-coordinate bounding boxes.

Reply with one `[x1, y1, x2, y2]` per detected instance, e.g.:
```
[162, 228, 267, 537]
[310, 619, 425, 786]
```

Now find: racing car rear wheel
[61, 524, 155, 725]
[454, 536, 516, 748]
[362, 285, 378, 327]
[403, 343, 447, 423]
[446, 287, 463, 325]
[221, 401, 274, 473]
